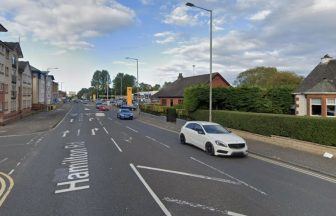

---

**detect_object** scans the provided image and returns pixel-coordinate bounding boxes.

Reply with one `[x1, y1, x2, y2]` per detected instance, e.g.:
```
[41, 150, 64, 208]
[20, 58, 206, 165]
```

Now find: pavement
[0, 102, 335, 216]
[0, 103, 72, 136]
[137, 111, 336, 178]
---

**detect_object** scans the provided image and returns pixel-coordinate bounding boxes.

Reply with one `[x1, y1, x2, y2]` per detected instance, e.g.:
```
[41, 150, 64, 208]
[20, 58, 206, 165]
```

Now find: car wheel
[205, 142, 215, 156]
[180, 134, 186, 144]
[130, 117, 133, 120]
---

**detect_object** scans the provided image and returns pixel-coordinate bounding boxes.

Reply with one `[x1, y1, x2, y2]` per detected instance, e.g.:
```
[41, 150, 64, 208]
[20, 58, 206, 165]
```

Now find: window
[311, 98, 322, 116]
[203, 125, 230, 134]
[193, 124, 205, 134]
[327, 98, 336, 117]
[178, 99, 183, 104]
[186, 123, 195, 130]
[161, 99, 166, 106]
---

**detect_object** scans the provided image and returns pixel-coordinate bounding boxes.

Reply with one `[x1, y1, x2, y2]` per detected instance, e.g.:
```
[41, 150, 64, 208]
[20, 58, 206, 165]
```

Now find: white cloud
[139, 0, 152, 5]
[164, 6, 199, 26]
[0, 0, 136, 50]
[250, 10, 271, 21]
[154, 31, 179, 44]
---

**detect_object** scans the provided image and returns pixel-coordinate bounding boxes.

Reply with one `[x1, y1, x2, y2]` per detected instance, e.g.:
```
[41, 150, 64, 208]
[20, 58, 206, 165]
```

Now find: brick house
[18, 61, 32, 117]
[155, 73, 231, 107]
[0, 41, 23, 125]
[294, 54, 336, 117]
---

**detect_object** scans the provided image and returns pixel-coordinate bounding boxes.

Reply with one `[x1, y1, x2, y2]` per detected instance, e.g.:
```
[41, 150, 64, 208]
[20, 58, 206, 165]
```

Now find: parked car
[179, 121, 248, 157]
[117, 109, 133, 120]
[98, 105, 109, 111]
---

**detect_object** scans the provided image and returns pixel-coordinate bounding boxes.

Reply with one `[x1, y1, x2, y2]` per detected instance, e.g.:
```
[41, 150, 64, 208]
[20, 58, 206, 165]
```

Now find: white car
[179, 121, 248, 156]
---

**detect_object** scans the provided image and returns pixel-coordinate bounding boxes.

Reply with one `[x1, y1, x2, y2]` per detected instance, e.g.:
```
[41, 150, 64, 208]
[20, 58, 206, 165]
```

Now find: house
[0, 41, 23, 125]
[294, 54, 336, 117]
[18, 61, 32, 117]
[46, 75, 54, 106]
[31, 66, 48, 110]
[155, 72, 231, 107]
[52, 81, 59, 104]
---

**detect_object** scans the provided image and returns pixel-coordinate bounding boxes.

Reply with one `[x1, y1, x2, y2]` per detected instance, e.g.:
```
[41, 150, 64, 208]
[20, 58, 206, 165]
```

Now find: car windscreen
[121, 109, 131, 113]
[203, 125, 230, 134]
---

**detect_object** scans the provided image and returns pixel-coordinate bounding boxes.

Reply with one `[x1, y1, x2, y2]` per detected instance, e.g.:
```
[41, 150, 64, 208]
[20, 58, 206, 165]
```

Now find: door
[184, 123, 196, 145]
[193, 124, 207, 150]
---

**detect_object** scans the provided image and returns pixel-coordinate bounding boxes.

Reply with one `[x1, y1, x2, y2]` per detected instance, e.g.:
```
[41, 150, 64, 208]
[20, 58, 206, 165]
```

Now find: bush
[184, 85, 295, 114]
[191, 110, 336, 146]
[140, 104, 168, 116]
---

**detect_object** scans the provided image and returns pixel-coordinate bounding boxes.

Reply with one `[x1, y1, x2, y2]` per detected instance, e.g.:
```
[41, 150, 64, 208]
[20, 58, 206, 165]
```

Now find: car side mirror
[197, 130, 205, 135]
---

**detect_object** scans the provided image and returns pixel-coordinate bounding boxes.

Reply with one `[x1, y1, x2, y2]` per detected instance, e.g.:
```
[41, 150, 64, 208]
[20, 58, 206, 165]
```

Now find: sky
[1, 0, 336, 93]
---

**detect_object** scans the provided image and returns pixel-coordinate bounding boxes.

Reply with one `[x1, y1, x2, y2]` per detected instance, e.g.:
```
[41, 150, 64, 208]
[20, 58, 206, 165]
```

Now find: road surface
[0, 103, 335, 216]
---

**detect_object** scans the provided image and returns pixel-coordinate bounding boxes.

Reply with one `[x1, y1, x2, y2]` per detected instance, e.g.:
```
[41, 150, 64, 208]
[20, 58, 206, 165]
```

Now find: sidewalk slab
[138, 112, 336, 178]
[0, 103, 71, 136]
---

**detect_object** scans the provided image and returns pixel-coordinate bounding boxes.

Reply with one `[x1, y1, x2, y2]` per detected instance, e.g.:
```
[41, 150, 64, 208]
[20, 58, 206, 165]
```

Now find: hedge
[191, 110, 336, 146]
[184, 85, 295, 114]
[140, 104, 168, 116]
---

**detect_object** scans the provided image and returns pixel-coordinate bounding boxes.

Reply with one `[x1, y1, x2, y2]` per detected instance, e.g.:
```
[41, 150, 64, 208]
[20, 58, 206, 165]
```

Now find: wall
[295, 94, 307, 116]
[32, 74, 39, 104]
[160, 98, 183, 107]
[39, 74, 45, 104]
[212, 74, 230, 88]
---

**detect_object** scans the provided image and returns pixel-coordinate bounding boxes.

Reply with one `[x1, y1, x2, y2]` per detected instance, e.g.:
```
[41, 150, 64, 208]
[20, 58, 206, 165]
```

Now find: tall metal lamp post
[186, 2, 213, 122]
[125, 57, 140, 110]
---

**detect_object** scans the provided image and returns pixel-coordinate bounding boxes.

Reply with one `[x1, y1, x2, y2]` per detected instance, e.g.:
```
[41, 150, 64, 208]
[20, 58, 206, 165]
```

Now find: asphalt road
[0, 103, 335, 216]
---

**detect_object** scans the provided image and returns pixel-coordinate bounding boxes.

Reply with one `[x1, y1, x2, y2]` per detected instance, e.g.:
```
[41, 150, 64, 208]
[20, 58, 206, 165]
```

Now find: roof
[155, 72, 230, 98]
[18, 61, 30, 74]
[295, 59, 336, 93]
[3, 42, 23, 58]
[185, 121, 219, 126]
[0, 24, 7, 32]
[30, 65, 41, 73]
[48, 75, 55, 80]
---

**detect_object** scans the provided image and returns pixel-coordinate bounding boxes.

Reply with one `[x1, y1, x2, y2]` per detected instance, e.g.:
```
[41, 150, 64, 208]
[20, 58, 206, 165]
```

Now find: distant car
[179, 121, 248, 157]
[120, 105, 136, 111]
[98, 105, 109, 111]
[96, 101, 102, 109]
[117, 109, 133, 120]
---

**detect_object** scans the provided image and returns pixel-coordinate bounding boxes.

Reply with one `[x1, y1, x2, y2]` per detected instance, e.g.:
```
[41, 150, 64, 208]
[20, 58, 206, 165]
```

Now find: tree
[112, 73, 136, 96]
[162, 81, 172, 89]
[90, 70, 111, 97]
[234, 67, 303, 89]
[152, 84, 161, 91]
[77, 88, 89, 99]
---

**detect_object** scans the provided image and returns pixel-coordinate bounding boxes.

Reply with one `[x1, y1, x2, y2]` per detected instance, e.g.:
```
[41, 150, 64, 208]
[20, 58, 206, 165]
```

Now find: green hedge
[191, 110, 336, 146]
[184, 85, 295, 114]
[140, 104, 168, 116]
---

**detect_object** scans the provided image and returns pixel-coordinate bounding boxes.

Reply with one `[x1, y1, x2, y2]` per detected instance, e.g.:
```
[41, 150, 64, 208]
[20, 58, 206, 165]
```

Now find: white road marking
[89, 118, 94, 122]
[62, 130, 70, 138]
[130, 164, 172, 216]
[323, 152, 333, 159]
[52, 106, 73, 130]
[95, 113, 105, 117]
[126, 126, 138, 133]
[103, 127, 109, 134]
[8, 169, 14, 176]
[249, 153, 336, 184]
[190, 157, 267, 195]
[77, 129, 80, 136]
[91, 128, 98, 136]
[145, 136, 170, 149]
[16, 162, 21, 167]
[110, 138, 123, 152]
[137, 165, 238, 185]
[84, 108, 90, 111]
[163, 197, 247, 216]
[0, 158, 8, 164]
[26, 138, 34, 145]
[70, 119, 74, 123]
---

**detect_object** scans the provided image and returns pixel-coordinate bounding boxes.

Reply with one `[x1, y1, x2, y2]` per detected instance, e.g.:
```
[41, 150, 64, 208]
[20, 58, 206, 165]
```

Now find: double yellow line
[0, 172, 14, 207]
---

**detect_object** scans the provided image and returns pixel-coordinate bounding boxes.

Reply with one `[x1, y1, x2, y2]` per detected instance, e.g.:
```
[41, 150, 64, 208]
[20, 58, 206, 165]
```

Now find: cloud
[250, 10, 271, 21]
[154, 31, 179, 44]
[163, 6, 200, 26]
[139, 0, 152, 5]
[0, 0, 136, 50]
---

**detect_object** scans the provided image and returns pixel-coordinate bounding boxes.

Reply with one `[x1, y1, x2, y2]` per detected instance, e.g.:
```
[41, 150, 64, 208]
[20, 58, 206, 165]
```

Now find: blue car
[117, 109, 133, 120]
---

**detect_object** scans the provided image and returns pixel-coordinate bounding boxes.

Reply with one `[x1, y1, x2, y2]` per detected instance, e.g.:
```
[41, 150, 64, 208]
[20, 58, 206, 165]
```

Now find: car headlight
[215, 140, 228, 147]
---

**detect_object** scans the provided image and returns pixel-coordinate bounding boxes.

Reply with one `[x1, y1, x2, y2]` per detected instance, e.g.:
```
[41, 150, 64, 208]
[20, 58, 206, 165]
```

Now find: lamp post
[126, 57, 140, 109]
[186, 2, 213, 122]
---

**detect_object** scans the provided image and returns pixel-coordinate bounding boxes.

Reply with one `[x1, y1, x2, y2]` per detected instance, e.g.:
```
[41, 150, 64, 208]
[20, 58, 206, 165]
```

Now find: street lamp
[125, 57, 140, 107]
[186, 2, 213, 122]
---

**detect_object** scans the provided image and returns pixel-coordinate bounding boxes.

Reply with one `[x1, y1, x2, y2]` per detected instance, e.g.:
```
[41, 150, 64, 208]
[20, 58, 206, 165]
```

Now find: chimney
[178, 73, 183, 79]
[321, 54, 333, 64]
